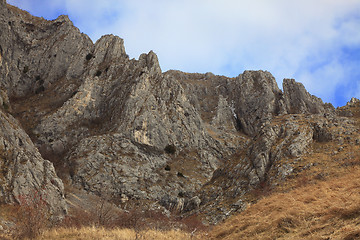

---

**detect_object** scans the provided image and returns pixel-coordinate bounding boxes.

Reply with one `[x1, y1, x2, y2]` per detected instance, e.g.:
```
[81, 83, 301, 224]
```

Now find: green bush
[23, 66, 29, 74]
[164, 145, 176, 154]
[95, 70, 102, 77]
[85, 53, 93, 61]
[3, 102, 9, 111]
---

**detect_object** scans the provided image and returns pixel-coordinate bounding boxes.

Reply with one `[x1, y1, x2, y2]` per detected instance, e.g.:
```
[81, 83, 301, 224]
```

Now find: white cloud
[6, 0, 360, 106]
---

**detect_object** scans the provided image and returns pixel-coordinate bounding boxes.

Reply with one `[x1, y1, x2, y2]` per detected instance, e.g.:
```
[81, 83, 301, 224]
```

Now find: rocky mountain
[1, 0, 359, 226]
[0, 84, 66, 218]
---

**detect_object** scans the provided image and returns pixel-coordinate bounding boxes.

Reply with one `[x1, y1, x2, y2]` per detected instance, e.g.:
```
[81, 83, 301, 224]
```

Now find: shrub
[71, 90, 78, 97]
[2, 102, 9, 111]
[35, 86, 45, 94]
[61, 195, 119, 229]
[164, 144, 176, 154]
[95, 70, 102, 77]
[250, 180, 272, 199]
[23, 66, 29, 74]
[178, 214, 208, 232]
[60, 206, 93, 229]
[93, 198, 118, 227]
[164, 165, 171, 171]
[177, 172, 185, 178]
[85, 53, 93, 61]
[13, 190, 50, 240]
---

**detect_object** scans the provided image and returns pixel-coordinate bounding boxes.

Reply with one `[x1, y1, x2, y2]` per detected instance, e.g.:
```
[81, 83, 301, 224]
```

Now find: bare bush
[13, 189, 50, 239]
[178, 214, 208, 233]
[61, 195, 120, 229]
[92, 197, 119, 227]
[60, 207, 93, 229]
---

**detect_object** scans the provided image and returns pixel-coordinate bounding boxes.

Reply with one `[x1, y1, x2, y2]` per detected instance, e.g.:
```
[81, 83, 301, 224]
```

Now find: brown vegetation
[38, 227, 193, 240]
[209, 167, 360, 240]
[0, 192, 205, 239]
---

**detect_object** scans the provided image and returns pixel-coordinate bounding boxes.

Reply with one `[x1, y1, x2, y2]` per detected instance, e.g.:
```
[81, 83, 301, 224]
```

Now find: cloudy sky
[7, 0, 360, 107]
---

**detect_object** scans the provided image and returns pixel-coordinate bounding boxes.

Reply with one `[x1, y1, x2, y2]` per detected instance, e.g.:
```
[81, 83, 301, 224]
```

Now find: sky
[7, 0, 360, 107]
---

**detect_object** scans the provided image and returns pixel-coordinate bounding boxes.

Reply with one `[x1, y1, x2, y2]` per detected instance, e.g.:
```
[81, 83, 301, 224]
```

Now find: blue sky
[7, 0, 360, 107]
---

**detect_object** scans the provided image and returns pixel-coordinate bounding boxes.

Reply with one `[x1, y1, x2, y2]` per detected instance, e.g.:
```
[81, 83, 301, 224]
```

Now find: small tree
[164, 144, 176, 154]
[93, 197, 118, 227]
[85, 53, 93, 60]
[13, 189, 50, 239]
[95, 70, 102, 77]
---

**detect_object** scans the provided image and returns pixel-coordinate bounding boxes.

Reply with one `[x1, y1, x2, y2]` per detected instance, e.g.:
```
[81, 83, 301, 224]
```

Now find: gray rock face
[174, 70, 333, 137]
[197, 114, 353, 224]
[33, 34, 219, 162]
[283, 78, 331, 114]
[0, 4, 92, 98]
[211, 114, 315, 191]
[69, 134, 168, 200]
[233, 70, 286, 135]
[1, 1, 357, 226]
[33, 41, 223, 208]
[0, 99, 66, 217]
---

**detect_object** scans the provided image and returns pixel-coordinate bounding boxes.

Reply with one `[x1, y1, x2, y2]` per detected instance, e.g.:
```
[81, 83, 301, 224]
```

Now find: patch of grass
[37, 227, 194, 240]
[209, 167, 360, 240]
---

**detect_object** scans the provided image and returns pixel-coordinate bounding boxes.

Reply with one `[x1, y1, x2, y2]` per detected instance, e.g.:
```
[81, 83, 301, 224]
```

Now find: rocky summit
[0, 1, 359, 227]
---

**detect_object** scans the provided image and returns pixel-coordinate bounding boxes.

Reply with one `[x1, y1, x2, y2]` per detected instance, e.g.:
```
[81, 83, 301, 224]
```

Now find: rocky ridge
[0, 1, 358, 225]
[0, 89, 66, 217]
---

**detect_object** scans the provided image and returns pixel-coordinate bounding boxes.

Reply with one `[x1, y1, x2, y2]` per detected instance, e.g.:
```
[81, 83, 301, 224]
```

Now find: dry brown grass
[37, 226, 194, 240]
[209, 167, 360, 240]
[7, 4, 48, 24]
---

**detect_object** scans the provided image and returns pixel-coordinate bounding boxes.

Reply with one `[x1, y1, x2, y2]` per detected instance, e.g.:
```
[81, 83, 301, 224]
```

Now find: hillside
[209, 169, 360, 240]
[206, 101, 360, 239]
[1, 1, 360, 239]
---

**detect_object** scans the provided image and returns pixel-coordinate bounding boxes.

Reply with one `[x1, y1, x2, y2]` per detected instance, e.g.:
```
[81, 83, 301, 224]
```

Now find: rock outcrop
[0, 1, 356, 226]
[283, 78, 329, 114]
[232, 70, 286, 135]
[0, 3, 92, 98]
[0, 91, 66, 217]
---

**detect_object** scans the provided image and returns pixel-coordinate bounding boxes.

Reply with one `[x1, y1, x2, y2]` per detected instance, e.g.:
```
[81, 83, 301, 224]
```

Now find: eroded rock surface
[0, 92, 66, 217]
[0, 1, 357, 225]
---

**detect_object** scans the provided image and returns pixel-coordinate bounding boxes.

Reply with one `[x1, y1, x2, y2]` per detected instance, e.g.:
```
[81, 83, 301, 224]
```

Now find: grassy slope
[208, 167, 360, 240]
[3, 89, 360, 240]
[0, 226, 194, 240]
[25, 165, 360, 240]
[38, 227, 193, 240]
[208, 103, 360, 240]
[2, 107, 359, 240]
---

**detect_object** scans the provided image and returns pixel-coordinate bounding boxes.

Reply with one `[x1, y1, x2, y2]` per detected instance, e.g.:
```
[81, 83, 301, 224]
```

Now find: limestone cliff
[0, 90, 66, 216]
[1, 1, 357, 225]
